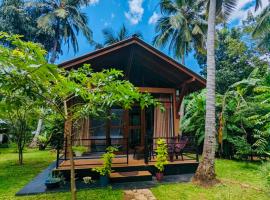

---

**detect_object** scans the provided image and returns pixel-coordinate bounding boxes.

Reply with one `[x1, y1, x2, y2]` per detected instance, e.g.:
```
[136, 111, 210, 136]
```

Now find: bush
[92, 146, 118, 176]
[155, 139, 168, 172]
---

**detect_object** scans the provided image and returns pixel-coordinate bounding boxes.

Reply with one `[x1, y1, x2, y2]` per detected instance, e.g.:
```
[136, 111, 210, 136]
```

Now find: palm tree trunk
[29, 118, 43, 148]
[64, 101, 77, 200]
[50, 40, 58, 64]
[182, 56, 185, 65]
[193, 0, 217, 185]
[50, 20, 60, 64]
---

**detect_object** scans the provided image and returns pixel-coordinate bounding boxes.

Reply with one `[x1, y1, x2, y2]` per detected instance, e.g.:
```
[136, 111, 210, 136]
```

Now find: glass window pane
[111, 109, 124, 126]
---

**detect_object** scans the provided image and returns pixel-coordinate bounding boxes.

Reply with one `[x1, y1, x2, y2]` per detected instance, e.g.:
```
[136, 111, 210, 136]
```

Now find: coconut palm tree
[252, 2, 270, 51]
[29, 0, 93, 63]
[193, 0, 238, 185]
[95, 24, 142, 49]
[153, 0, 207, 64]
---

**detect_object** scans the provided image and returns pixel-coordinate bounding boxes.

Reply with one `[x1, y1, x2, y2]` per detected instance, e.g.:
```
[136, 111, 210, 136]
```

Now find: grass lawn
[151, 159, 270, 200]
[0, 147, 123, 200]
[0, 147, 269, 200]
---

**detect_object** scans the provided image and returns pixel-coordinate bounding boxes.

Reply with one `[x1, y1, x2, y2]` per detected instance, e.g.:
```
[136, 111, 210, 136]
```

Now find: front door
[128, 106, 145, 149]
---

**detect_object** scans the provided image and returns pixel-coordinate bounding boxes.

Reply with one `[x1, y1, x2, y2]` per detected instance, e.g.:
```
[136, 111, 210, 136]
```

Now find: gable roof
[59, 35, 206, 92]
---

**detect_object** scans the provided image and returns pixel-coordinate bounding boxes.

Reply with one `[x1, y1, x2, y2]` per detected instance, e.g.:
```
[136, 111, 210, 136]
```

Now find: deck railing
[56, 137, 129, 168]
[56, 135, 198, 168]
[143, 135, 199, 164]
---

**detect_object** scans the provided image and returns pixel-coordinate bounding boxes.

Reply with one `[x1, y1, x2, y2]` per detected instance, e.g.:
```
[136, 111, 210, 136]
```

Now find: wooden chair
[174, 137, 188, 160]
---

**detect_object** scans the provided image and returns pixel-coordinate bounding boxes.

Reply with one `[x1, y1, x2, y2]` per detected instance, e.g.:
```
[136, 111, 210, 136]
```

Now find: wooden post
[144, 133, 149, 164]
[56, 139, 60, 168]
[126, 137, 129, 164]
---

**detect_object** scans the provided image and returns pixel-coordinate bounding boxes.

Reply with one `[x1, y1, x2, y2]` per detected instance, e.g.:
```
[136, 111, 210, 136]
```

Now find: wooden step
[110, 171, 152, 183]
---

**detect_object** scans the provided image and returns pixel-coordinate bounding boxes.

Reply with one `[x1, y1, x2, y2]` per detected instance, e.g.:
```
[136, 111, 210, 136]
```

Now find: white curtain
[153, 95, 174, 139]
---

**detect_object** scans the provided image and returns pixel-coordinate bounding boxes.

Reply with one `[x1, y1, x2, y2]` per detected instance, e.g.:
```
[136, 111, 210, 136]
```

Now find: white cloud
[229, 0, 269, 23]
[125, 0, 144, 25]
[148, 12, 160, 24]
[111, 13, 115, 19]
[89, 0, 99, 5]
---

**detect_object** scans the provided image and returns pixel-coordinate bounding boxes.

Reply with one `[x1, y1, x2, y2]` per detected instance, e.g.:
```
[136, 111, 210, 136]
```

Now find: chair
[174, 137, 188, 160]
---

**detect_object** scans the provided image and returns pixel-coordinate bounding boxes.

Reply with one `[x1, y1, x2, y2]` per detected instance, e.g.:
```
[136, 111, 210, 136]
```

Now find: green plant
[92, 146, 118, 176]
[155, 139, 168, 172]
[260, 162, 270, 189]
[72, 146, 88, 154]
[37, 132, 51, 150]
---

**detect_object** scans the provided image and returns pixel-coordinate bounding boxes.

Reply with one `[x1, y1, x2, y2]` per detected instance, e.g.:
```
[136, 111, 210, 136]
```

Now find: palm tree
[193, 0, 238, 185]
[252, 2, 270, 51]
[153, 0, 207, 64]
[30, 0, 93, 63]
[95, 24, 142, 49]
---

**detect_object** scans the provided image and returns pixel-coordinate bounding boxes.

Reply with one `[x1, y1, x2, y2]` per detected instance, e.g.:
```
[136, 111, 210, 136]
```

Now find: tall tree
[153, 0, 207, 64]
[95, 24, 142, 49]
[252, 2, 270, 52]
[0, 0, 54, 51]
[30, 0, 93, 63]
[197, 27, 259, 94]
[193, 0, 218, 185]
[193, 0, 238, 185]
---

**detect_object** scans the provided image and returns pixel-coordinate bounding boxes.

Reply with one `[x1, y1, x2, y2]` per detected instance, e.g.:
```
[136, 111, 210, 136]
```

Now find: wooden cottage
[56, 35, 205, 180]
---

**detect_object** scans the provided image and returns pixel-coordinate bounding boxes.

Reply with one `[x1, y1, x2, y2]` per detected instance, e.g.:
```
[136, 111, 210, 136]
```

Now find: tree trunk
[193, 0, 217, 185]
[50, 20, 60, 64]
[29, 118, 43, 148]
[179, 99, 185, 136]
[50, 40, 58, 64]
[18, 147, 23, 165]
[64, 101, 77, 200]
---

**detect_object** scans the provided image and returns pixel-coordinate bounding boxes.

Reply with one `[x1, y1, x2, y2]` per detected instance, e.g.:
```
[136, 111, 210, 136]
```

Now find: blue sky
[57, 0, 268, 74]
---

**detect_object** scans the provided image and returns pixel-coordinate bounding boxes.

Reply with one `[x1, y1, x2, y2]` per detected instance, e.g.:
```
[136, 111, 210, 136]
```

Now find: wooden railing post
[126, 137, 129, 164]
[144, 134, 149, 164]
[64, 137, 67, 160]
[56, 139, 60, 168]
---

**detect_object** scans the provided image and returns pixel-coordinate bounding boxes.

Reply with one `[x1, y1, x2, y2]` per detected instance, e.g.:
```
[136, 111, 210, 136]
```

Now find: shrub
[92, 146, 118, 176]
[72, 145, 88, 153]
[155, 139, 168, 172]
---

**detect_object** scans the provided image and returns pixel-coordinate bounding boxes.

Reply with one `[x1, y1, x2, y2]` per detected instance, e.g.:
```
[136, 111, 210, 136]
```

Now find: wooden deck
[56, 154, 197, 171]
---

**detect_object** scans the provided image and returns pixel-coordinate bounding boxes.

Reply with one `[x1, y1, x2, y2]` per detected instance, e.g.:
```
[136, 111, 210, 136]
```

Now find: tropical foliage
[153, 0, 207, 64]
[0, 32, 59, 164]
[197, 26, 267, 94]
[95, 24, 142, 49]
[182, 65, 270, 159]
[92, 146, 118, 176]
[181, 90, 206, 145]
[0, 0, 93, 63]
[155, 139, 168, 172]
[252, 2, 270, 51]
[28, 0, 93, 63]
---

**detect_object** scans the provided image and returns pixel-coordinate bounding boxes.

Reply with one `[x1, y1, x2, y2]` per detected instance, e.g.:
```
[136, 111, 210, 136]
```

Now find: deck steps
[110, 170, 152, 183]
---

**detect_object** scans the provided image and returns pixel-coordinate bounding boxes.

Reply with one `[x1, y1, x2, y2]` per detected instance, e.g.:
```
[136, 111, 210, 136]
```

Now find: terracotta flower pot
[169, 154, 174, 162]
[156, 172, 164, 182]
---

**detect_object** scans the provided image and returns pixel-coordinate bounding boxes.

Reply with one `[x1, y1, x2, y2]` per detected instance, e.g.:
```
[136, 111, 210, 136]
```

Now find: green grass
[151, 159, 270, 200]
[0, 147, 123, 200]
[1, 147, 269, 200]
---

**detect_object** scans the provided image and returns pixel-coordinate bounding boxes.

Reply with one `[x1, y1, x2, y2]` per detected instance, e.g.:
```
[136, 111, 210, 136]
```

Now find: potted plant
[45, 173, 63, 189]
[167, 144, 174, 162]
[155, 139, 168, 181]
[92, 146, 118, 186]
[72, 145, 87, 157]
